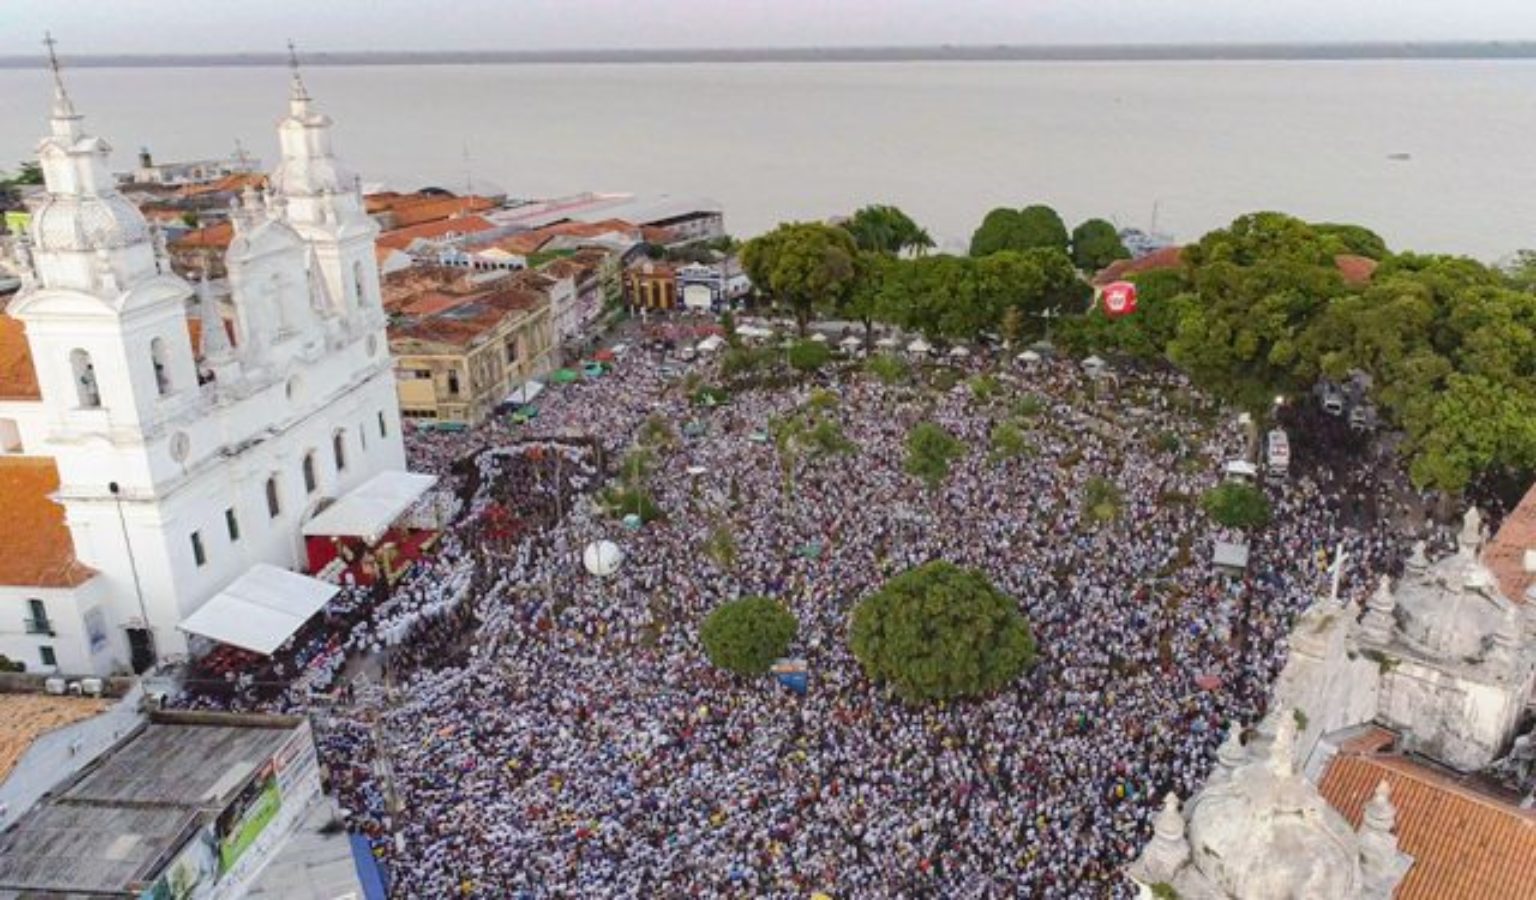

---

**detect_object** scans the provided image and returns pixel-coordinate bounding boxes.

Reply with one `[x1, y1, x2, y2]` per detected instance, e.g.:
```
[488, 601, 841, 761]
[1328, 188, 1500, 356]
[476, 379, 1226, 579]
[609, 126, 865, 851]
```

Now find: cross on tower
[43, 31, 65, 90]
[286, 38, 309, 101]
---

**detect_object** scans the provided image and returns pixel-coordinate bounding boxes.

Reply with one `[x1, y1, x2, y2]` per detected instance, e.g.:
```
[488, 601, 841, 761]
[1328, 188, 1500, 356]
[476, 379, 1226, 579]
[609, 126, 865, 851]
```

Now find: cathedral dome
[1185, 714, 1363, 899]
[30, 192, 150, 252]
[1390, 512, 1509, 665]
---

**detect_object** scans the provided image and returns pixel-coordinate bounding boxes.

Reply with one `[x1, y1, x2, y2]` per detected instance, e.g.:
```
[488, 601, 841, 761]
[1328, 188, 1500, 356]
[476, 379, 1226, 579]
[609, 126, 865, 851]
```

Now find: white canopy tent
[1017, 350, 1043, 364]
[1213, 541, 1251, 573]
[907, 339, 933, 355]
[505, 380, 545, 406]
[696, 334, 727, 353]
[839, 335, 863, 350]
[1224, 460, 1259, 480]
[301, 471, 440, 545]
[949, 345, 972, 358]
[736, 324, 775, 342]
[809, 332, 829, 343]
[179, 563, 339, 656]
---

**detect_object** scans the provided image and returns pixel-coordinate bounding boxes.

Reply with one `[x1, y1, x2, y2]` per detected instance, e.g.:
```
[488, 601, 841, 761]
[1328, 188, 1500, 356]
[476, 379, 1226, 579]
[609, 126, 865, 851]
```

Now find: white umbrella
[839, 335, 863, 349]
[810, 332, 829, 343]
[949, 345, 971, 358]
[582, 540, 624, 577]
[907, 339, 933, 355]
[1017, 350, 1042, 363]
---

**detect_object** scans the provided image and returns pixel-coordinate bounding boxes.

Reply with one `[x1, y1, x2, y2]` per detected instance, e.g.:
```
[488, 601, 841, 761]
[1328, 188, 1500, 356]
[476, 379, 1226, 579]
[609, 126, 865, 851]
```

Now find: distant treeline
[4, 42, 1536, 69]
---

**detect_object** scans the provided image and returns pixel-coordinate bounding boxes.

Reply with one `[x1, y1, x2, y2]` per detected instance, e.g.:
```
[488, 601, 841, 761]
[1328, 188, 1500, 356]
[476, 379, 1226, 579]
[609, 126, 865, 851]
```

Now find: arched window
[302, 451, 317, 494]
[150, 337, 171, 395]
[265, 475, 281, 518]
[69, 349, 101, 408]
[332, 430, 347, 472]
[353, 261, 367, 307]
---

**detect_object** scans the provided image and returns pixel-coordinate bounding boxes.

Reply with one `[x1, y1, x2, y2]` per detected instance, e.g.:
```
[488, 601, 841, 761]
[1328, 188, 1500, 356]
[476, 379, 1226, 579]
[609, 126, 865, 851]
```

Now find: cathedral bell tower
[268, 42, 383, 331]
[8, 34, 197, 453]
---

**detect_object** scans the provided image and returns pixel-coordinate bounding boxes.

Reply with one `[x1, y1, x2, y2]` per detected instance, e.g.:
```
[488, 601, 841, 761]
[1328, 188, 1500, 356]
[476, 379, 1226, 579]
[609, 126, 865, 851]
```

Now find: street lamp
[109, 481, 156, 671]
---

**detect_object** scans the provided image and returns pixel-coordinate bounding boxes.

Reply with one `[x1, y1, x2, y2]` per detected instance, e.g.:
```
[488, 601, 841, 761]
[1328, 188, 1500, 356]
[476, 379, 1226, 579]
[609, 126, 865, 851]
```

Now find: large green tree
[969, 204, 1070, 257]
[849, 561, 1036, 703]
[844, 204, 933, 257]
[1071, 218, 1130, 272]
[741, 222, 859, 335]
[700, 597, 798, 676]
[905, 421, 966, 489]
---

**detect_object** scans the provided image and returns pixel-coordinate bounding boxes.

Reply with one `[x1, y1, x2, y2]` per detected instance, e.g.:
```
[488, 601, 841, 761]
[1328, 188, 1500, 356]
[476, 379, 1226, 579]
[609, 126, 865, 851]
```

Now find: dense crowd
[185, 337, 1412, 897]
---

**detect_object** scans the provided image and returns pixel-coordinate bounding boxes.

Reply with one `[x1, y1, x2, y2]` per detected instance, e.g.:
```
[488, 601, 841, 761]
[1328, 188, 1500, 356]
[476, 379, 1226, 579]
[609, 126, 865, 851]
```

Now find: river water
[2, 60, 1534, 259]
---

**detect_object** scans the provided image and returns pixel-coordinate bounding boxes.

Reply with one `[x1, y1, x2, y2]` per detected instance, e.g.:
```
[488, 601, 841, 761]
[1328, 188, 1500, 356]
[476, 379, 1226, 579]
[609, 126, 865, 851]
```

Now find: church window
[266, 476, 282, 518]
[353, 261, 368, 306]
[39, 646, 56, 668]
[225, 508, 240, 542]
[190, 531, 206, 567]
[150, 337, 171, 395]
[303, 452, 317, 494]
[447, 370, 460, 396]
[333, 431, 347, 472]
[378, 410, 388, 438]
[70, 349, 101, 408]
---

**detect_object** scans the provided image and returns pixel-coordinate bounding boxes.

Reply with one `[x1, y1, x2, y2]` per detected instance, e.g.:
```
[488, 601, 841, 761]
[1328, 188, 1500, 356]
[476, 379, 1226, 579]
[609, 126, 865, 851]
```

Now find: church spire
[43, 32, 82, 140]
[286, 39, 311, 112]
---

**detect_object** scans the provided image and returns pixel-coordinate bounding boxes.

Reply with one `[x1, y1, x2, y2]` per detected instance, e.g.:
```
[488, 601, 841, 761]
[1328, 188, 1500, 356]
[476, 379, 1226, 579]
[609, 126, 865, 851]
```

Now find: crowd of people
[181, 334, 1415, 897]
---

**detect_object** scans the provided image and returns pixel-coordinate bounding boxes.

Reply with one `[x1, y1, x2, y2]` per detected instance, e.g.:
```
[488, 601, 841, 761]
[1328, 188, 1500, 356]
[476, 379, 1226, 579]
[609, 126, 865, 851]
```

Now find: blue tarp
[349, 833, 390, 900]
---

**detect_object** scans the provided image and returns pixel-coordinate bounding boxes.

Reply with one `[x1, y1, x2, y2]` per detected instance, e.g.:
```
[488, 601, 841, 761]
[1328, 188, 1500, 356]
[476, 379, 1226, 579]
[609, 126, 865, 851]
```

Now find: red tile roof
[1319, 752, 1536, 900]
[177, 173, 267, 199]
[1485, 482, 1536, 605]
[0, 314, 40, 401]
[1091, 246, 1186, 286]
[375, 216, 494, 251]
[1335, 254, 1381, 286]
[0, 457, 94, 588]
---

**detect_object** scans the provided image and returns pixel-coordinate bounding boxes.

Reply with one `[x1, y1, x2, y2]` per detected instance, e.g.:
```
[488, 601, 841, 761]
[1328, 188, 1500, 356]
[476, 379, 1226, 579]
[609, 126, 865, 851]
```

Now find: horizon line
[3, 40, 1536, 68]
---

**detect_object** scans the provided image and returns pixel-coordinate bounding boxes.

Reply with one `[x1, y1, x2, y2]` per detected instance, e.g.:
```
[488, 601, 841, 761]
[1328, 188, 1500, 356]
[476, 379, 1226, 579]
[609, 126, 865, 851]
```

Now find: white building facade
[1, 62, 405, 673]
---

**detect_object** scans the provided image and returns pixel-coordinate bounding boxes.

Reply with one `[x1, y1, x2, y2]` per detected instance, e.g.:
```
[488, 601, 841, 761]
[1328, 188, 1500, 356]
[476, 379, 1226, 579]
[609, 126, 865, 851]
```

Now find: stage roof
[179, 563, 338, 655]
[300, 470, 438, 544]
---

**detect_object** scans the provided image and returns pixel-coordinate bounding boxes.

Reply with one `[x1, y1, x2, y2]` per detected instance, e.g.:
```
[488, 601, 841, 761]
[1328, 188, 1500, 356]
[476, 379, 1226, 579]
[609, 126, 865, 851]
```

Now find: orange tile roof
[493, 233, 552, 256]
[185, 315, 236, 358]
[388, 195, 497, 229]
[0, 695, 109, 783]
[1485, 482, 1536, 605]
[171, 221, 234, 251]
[1319, 752, 1536, 900]
[0, 313, 40, 401]
[375, 215, 494, 251]
[177, 172, 267, 199]
[0, 457, 94, 588]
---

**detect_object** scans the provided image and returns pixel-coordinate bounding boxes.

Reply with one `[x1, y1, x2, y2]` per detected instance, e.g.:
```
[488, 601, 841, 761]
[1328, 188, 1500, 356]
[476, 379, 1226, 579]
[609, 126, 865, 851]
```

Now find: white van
[1267, 430, 1291, 474]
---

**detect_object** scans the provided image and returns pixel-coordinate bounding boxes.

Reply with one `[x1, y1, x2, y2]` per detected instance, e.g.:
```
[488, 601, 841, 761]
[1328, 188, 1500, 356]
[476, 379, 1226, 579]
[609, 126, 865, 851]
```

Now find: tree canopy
[843, 204, 933, 257]
[905, 421, 966, 489]
[1071, 218, 1130, 272]
[969, 205, 1070, 257]
[741, 222, 859, 334]
[700, 597, 798, 676]
[849, 561, 1036, 703]
[1202, 482, 1273, 529]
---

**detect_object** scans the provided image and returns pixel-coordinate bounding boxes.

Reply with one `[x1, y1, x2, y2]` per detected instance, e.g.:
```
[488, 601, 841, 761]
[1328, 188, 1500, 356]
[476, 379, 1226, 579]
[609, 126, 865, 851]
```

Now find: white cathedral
[0, 57, 406, 675]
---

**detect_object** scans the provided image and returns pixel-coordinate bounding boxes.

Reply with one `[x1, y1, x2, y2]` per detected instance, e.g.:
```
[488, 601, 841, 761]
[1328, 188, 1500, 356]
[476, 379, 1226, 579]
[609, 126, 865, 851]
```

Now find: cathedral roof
[0, 457, 93, 588]
[1485, 483, 1536, 606]
[1320, 750, 1536, 900]
[0, 314, 41, 401]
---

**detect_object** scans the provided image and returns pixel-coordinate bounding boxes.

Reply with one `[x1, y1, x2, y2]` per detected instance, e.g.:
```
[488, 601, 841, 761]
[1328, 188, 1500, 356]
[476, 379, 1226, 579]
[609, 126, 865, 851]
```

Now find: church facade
[0, 59, 405, 674]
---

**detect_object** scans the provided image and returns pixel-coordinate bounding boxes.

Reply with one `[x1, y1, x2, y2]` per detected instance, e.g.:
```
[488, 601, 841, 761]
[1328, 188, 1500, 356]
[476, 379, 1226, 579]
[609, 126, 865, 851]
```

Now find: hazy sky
[0, 0, 1530, 56]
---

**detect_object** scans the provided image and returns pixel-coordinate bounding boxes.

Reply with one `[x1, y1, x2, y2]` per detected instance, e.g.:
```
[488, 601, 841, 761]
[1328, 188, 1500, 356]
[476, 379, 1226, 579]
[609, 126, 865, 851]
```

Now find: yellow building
[389, 287, 554, 425]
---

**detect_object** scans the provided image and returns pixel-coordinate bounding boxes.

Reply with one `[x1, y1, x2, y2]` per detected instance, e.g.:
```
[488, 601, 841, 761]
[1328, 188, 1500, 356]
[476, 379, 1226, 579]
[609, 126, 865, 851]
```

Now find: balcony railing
[23, 617, 54, 636]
